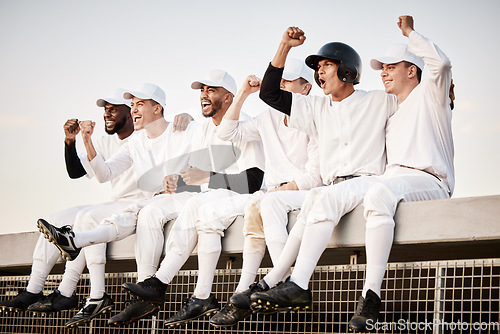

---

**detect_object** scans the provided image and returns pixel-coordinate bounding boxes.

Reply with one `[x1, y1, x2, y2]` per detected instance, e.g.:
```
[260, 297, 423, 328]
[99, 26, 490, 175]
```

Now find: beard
[202, 99, 223, 118]
[104, 116, 128, 135]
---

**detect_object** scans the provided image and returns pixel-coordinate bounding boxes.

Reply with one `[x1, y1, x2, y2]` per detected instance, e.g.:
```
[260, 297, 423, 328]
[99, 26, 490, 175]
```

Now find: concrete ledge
[1, 195, 500, 274]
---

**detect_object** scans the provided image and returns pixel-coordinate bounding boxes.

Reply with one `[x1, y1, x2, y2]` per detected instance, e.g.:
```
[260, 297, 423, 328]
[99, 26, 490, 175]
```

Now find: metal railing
[0, 259, 499, 333]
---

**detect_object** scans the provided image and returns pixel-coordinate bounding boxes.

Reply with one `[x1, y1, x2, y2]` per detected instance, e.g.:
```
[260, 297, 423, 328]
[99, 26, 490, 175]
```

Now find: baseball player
[348, 16, 454, 331]
[0, 89, 146, 315]
[243, 26, 398, 312]
[118, 69, 265, 328]
[208, 58, 321, 327]
[37, 83, 200, 327]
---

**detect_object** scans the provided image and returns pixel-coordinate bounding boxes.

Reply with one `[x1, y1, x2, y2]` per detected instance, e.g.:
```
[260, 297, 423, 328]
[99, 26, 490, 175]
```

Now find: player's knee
[243, 199, 264, 238]
[363, 183, 398, 219]
[136, 204, 164, 231]
[74, 209, 98, 232]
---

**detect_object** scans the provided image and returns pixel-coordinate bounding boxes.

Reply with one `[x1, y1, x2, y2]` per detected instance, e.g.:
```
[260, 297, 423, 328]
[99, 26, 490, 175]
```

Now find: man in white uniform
[119, 70, 265, 328]
[244, 26, 397, 312]
[208, 59, 321, 327]
[0, 90, 145, 316]
[38, 83, 198, 327]
[349, 16, 454, 331]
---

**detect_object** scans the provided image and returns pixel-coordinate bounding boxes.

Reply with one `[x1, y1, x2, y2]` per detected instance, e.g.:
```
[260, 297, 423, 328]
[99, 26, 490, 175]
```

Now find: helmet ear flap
[337, 63, 359, 85]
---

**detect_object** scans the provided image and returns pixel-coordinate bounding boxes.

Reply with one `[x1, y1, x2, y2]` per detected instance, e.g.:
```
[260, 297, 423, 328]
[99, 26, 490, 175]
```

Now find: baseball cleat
[28, 289, 78, 313]
[209, 301, 252, 328]
[0, 289, 44, 312]
[164, 294, 219, 328]
[65, 293, 114, 328]
[230, 280, 269, 310]
[250, 279, 312, 313]
[37, 219, 81, 261]
[349, 289, 381, 332]
[107, 299, 159, 327]
[122, 276, 167, 304]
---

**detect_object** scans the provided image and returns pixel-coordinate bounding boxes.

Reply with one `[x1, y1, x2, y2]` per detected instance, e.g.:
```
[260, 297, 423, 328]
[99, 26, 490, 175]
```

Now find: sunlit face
[380, 62, 411, 96]
[199, 85, 229, 118]
[103, 103, 131, 134]
[280, 78, 310, 95]
[130, 97, 157, 130]
[316, 59, 343, 96]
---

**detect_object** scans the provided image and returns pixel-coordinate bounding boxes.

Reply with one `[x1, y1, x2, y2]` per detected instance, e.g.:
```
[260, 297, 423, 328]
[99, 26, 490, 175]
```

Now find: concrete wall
[1, 195, 500, 274]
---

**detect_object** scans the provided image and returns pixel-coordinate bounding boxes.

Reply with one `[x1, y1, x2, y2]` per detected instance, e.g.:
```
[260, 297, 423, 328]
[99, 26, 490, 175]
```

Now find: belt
[399, 165, 441, 181]
[332, 175, 360, 185]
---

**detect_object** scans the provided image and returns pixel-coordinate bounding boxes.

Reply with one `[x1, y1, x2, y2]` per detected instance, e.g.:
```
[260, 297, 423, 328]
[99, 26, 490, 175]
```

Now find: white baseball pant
[154, 188, 244, 295]
[263, 167, 449, 292]
[135, 191, 196, 282]
[57, 200, 136, 299]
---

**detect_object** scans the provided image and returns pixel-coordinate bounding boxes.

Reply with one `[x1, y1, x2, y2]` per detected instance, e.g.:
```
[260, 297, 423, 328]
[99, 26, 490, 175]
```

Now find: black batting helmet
[305, 42, 362, 86]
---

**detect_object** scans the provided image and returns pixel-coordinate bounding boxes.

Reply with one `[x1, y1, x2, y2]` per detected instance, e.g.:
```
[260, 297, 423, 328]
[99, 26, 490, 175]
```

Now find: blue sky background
[1, 0, 499, 234]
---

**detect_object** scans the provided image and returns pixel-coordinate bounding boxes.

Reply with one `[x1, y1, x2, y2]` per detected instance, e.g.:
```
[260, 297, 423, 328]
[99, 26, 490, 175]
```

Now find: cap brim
[370, 56, 406, 70]
[191, 80, 236, 96]
[191, 80, 220, 90]
[96, 98, 127, 107]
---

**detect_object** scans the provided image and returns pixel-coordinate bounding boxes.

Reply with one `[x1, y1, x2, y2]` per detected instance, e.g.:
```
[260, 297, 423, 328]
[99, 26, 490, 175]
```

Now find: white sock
[58, 252, 86, 297]
[263, 219, 305, 288]
[291, 220, 334, 290]
[236, 237, 266, 293]
[362, 215, 394, 298]
[73, 224, 117, 248]
[193, 233, 221, 299]
[88, 263, 105, 299]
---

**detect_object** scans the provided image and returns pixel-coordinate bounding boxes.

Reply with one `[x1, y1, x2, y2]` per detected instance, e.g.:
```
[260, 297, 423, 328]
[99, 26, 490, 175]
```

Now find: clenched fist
[64, 119, 80, 145]
[79, 120, 95, 142]
[281, 26, 306, 48]
[398, 15, 414, 37]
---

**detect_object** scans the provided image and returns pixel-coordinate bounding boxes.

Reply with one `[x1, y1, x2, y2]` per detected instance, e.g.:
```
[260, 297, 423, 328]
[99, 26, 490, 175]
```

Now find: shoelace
[46, 291, 60, 302]
[123, 298, 141, 308]
[58, 225, 73, 234]
[140, 276, 164, 289]
[77, 298, 96, 316]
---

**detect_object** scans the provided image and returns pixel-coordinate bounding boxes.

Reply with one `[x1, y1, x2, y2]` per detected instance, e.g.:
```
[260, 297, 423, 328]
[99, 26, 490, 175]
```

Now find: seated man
[0, 89, 146, 315]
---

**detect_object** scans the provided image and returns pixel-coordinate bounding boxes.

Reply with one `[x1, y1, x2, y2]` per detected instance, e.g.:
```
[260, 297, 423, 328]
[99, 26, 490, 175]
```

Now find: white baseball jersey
[79, 134, 145, 201]
[289, 90, 398, 184]
[217, 108, 321, 190]
[87, 122, 197, 198]
[385, 30, 455, 194]
[189, 117, 265, 177]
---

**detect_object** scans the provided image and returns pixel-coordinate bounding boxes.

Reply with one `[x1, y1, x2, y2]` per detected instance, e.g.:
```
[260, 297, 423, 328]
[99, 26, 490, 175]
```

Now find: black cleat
[230, 280, 269, 310]
[122, 276, 167, 304]
[0, 289, 44, 312]
[65, 293, 114, 328]
[28, 289, 78, 313]
[108, 299, 159, 327]
[164, 294, 219, 328]
[250, 279, 312, 313]
[349, 289, 381, 332]
[37, 218, 81, 261]
[209, 302, 252, 328]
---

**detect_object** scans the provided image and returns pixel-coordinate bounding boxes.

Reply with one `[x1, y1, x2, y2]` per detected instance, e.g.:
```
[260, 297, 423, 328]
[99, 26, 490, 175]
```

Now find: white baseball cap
[370, 43, 424, 71]
[191, 69, 237, 96]
[123, 83, 166, 107]
[96, 88, 131, 107]
[282, 58, 315, 85]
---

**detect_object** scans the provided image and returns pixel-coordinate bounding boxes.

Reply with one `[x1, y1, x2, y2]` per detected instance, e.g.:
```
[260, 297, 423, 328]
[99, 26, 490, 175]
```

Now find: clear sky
[1, 0, 499, 234]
